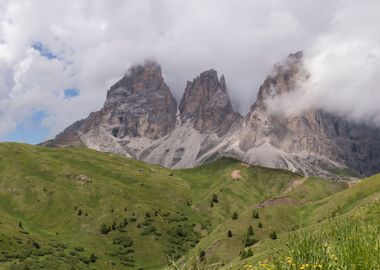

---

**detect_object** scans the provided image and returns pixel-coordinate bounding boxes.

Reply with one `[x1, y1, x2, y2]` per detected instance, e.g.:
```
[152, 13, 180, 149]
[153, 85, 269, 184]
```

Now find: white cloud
[265, 0, 380, 126]
[0, 0, 378, 141]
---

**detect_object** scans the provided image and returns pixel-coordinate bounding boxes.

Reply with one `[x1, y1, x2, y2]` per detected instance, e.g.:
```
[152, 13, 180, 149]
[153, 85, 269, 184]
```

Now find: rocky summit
[43, 53, 380, 178]
[179, 69, 241, 136]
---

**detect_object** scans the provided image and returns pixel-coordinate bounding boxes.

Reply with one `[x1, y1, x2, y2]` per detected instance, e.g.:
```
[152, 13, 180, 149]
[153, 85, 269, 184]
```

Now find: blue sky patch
[4, 110, 50, 145]
[64, 88, 80, 98]
[32, 42, 57, 60]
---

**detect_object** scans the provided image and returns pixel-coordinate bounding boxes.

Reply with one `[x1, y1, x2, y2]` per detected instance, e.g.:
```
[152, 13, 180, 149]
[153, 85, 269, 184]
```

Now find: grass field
[0, 142, 378, 270]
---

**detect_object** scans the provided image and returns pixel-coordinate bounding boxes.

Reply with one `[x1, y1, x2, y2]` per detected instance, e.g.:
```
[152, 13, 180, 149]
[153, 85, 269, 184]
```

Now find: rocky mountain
[179, 69, 241, 136]
[43, 53, 380, 177]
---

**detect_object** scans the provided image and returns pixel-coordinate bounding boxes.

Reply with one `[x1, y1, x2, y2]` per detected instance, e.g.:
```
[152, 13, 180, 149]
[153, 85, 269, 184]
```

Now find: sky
[0, 0, 379, 144]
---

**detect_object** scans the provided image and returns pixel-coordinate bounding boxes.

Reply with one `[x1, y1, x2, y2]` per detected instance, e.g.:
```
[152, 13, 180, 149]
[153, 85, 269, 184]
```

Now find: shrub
[113, 235, 133, 247]
[122, 218, 128, 227]
[74, 247, 84, 252]
[258, 222, 263, 228]
[240, 250, 247, 260]
[228, 230, 233, 238]
[89, 253, 97, 263]
[246, 248, 253, 257]
[100, 223, 110, 234]
[31, 241, 41, 249]
[232, 212, 239, 220]
[80, 256, 90, 264]
[199, 249, 206, 262]
[270, 231, 277, 240]
[252, 210, 259, 219]
[212, 194, 219, 203]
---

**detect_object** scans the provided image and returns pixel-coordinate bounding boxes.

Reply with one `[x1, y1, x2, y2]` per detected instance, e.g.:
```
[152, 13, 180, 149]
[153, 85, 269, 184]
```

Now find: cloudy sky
[0, 0, 379, 144]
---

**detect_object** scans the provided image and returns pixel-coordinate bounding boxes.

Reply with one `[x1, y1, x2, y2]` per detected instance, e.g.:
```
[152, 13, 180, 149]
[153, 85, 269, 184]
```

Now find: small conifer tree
[248, 225, 254, 236]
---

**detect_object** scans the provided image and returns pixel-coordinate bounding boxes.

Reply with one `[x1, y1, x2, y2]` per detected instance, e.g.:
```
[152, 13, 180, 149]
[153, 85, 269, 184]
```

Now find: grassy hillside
[0, 143, 376, 270]
[223, 174, 380, 270]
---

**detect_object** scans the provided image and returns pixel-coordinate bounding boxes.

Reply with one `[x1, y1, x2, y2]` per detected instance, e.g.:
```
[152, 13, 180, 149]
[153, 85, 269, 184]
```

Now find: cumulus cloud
[0, 0, 378, 141]
[265, 0, 380, 126]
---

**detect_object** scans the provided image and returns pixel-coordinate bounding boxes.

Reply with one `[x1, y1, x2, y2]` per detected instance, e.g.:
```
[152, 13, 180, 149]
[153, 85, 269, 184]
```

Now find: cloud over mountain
[0, 0, 378, 141]
[265, 0, 380, 126]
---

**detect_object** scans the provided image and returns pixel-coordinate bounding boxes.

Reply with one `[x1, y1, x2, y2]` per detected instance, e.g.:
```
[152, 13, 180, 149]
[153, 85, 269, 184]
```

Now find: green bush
[246, 248, 253, 257]
[270, 231, 278, 240]
[100, 223, 110, 234]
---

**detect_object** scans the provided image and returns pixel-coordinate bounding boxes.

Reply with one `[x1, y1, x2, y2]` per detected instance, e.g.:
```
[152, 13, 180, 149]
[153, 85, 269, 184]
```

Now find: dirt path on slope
[283, 177, 308, 193]
[257, 197, 300, 208]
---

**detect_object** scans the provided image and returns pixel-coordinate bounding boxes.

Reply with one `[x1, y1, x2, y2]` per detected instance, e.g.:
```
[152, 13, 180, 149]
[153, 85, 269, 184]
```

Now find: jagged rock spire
[179, 69, 241, 135]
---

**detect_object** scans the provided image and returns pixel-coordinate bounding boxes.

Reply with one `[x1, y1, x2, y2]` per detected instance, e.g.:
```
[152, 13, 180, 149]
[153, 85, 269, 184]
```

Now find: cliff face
[103, 61, 177, 140]
[44, 54, 380, 178]
[179, 70, 241, 136]
[238, 51, 380, 176]
[48, 61, 177, 150]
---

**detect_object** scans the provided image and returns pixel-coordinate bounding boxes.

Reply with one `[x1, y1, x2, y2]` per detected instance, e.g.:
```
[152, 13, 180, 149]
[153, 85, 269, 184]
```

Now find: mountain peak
[106, 60, 165, 106]
[253, 51, 305, 111]
[179, 69, 240, 135]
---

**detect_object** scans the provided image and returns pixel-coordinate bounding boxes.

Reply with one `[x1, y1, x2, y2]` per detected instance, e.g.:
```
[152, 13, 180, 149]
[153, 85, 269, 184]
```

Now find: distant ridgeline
[43, 52, 380, 178]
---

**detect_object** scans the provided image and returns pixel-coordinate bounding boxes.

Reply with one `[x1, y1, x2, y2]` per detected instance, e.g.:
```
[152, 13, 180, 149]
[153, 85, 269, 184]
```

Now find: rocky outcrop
[179, 70, 241, 135]
[43, 54, 380, 178]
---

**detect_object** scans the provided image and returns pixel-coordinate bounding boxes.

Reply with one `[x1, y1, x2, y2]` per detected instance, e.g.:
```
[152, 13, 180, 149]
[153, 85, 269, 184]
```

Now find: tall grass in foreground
[267, 203, 380, 270]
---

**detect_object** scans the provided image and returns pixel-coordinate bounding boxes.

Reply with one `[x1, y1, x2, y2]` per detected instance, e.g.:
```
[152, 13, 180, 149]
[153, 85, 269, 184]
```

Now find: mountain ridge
[43, 53, 380, 178]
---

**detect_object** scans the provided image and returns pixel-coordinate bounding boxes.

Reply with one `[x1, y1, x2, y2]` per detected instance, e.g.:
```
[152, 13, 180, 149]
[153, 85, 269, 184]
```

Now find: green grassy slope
[0, 143, 365, 270]
[0, 143, 199, 269]
[226, 174, 380, 270]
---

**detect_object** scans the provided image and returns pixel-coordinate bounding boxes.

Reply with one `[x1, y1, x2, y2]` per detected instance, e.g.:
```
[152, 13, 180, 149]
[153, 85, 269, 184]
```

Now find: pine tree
[252, 210, 259, 219]
[244, 234, 258, 247]
[248, 225, 254, 236]
[227, 230, 233, 238]
[77, 209, 82, 216]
